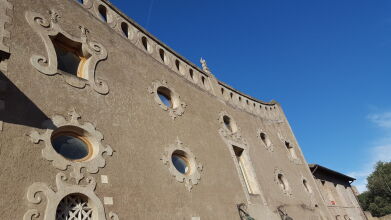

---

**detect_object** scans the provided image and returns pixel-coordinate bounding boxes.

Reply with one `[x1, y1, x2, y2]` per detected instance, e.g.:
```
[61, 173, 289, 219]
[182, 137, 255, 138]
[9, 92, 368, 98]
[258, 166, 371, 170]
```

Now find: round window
[157, 86, 173, 108]
[171, 151, 190, 175]
[51, 132, 91, 161]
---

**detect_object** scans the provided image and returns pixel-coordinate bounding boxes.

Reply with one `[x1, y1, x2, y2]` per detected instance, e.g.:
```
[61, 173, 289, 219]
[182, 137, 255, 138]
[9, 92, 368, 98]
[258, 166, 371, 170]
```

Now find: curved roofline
[97, 0, 278, 106]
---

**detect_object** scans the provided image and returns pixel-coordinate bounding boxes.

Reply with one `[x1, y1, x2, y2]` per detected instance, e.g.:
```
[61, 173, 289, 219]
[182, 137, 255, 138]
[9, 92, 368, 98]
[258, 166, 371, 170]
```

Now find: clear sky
[109, 0, 391, 192]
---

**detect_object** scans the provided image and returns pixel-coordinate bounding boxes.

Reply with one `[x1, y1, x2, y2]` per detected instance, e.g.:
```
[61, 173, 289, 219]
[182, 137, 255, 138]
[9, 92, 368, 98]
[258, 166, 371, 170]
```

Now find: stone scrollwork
[161, 138, 203, 191]
[29, 109, 113, 183]
[23, 172, 119, 220]
[148, 79, 186, 119]
[25, 10, 109, 95]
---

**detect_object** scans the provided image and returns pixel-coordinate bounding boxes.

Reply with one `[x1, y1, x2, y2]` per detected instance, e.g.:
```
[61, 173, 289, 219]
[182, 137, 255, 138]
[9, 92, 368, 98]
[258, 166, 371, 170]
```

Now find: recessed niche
[172, 150, 190, 175]
[175, 60, 185, 75]
[121, 22, 129, 38]
[223, 115, 238, 133]
[221, 88, 224, 95]
[159, 49, 166, 63]
[260, 132, 271, 148]
[52, 34, 89, 79]
[189, 69, 196, 82]
[278, 173, 289, 191]
[51, 127, 92, 162]
[285, 141, 298, 159]
[141, 36, 151, 53]
[201, 76, 207, 88]
[98, 5, 108, 22]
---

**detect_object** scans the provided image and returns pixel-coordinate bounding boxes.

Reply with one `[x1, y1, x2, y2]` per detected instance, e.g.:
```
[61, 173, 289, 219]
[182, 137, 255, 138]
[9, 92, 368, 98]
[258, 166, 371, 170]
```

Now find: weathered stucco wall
[0, 0, 364, 219]
[311, 171, 367, 220]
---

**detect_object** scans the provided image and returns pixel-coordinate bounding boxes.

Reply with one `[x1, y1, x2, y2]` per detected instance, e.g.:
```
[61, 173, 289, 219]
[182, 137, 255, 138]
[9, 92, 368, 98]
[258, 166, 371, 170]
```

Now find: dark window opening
[159, 49, 165, 62]
[157, 86, 172, 108]
[121, 22, 129, 38]
[52, 34, 88, 78]
[142, 36, 149, 51]
[98, 5, 108, 22]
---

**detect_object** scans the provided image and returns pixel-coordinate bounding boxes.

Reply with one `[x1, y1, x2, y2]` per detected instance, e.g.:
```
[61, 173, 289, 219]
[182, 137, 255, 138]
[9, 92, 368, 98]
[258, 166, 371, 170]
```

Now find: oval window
[223, 115, 238, 133]
[157, 86, 173, 108]
[51, 132, 91, 161]
[172, 151, 190, 174]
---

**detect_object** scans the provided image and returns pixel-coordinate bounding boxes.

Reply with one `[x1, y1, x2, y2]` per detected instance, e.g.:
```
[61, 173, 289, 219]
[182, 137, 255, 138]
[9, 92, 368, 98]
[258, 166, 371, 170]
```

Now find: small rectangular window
[232, 145, 260, 195]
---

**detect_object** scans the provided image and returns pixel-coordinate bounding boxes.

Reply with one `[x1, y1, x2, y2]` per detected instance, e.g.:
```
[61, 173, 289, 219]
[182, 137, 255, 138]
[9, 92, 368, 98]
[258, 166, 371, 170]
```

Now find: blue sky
[109, 0, 391, 192]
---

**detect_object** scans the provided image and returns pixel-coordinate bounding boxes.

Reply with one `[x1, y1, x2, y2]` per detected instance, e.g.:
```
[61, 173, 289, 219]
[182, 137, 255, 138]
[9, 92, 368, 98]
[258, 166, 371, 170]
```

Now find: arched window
[56, 194, 93, 220]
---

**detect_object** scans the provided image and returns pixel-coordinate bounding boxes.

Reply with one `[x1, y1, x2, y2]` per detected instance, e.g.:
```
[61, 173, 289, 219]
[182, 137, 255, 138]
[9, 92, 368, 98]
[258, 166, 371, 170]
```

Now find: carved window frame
[148, 79, 186, 119]
[161, 138, 203, 191]
[218, 111, 267, 205]
[25, 10, 109, 95]
[29, 110, 113, 183]
[23, 172, 119, 220]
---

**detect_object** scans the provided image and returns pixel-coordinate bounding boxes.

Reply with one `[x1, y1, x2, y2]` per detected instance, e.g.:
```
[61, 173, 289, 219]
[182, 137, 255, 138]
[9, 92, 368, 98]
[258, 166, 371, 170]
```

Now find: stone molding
[23, 172, 119, 220]
[218, 111, 267, 206]
[161, 138, 203, 191]
[29, 109, 113, 183]
[0, 0, 12, 56]
[148, 79, 186, 119]
[25, 10, 109, 95]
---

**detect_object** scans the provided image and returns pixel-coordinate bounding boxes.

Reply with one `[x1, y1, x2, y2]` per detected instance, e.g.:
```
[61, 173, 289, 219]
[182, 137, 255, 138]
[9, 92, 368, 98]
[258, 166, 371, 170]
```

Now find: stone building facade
[310, 164, 367, 220]
[0, 0, 367, 219]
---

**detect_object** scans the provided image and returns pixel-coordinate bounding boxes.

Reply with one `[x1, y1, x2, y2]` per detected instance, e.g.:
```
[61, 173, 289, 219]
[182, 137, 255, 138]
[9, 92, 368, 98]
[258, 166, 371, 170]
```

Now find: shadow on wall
[0, 70, 52, 129]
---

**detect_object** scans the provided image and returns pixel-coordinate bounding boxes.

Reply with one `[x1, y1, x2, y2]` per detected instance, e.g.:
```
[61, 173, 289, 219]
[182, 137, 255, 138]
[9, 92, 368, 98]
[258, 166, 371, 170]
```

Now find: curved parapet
[70, 0, 282, 120]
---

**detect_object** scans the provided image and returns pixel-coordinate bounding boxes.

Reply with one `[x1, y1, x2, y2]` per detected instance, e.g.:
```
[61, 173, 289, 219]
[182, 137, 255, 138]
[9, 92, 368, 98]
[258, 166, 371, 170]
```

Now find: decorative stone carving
[200, 57, 211, 74]
[161, 138, 203, 191]
[25, 10, 109, 95]
[23, 172, 119, 220]
[148, 79, 186, 119]
[29, 109, 113, 183]
[274, 168, 292, 197]
[257, 128, 274, 152]
[0, 0, 12, 56]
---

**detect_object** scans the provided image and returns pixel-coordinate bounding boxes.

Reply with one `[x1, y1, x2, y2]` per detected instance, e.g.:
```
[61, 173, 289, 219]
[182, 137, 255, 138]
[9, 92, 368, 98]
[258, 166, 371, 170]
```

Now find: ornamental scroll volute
[25, 10, 109, 95]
